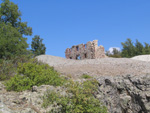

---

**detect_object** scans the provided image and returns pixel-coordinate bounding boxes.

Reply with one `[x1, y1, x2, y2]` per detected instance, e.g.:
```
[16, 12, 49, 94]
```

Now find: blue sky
[2, 0, 150, 57]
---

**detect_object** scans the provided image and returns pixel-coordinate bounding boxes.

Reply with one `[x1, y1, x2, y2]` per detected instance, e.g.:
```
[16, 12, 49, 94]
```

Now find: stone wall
[65, 40, 106, 60]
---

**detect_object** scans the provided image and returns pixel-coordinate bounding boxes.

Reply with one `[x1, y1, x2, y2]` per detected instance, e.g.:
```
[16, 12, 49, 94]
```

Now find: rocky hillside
[96, 74, 150, 113]
[0, 55, 150, 113]
[0, 74, 149, 113]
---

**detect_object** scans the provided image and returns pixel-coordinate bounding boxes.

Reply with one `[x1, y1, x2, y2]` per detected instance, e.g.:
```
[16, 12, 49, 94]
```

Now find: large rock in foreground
[96, 74, 150, 113]
[0, 74, 149, 113]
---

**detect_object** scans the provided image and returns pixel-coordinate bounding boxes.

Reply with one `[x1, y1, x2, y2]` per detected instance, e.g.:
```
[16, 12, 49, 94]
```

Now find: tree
[121, 38, 135, 58]
[135, 40, 144, 55]
[0, 22, 28, 59]
[0, 0, 32, 36]
[143, 42, 150, 54]
[106, 48, 121, 58]
[112, 48, 121, 55]
[0, 0, 32, 60]
[31, 35, 46, 56]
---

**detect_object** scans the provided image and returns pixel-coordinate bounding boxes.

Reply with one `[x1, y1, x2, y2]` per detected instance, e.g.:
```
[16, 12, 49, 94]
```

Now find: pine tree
[0, 0, 32, 35]
[31, 35, 46, 56]
[135, 40, 144, 55]
[0, 0, 32, 59]
[143, 42, 150, 54]
[121, 38, 135, 57]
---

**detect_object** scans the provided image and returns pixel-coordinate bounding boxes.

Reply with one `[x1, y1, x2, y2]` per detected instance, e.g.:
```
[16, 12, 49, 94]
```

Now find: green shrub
[5, 59, 66, 91]
[0, 54, 33, 81]
[42, 79, 108, 113]
[81, 74, 92, 79]
[0, 60, 16, 80]
[108, 54, 122, 58]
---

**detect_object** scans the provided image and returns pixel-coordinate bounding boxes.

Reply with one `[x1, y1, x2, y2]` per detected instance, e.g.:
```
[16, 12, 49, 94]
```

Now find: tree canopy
[31, 35, 46, 56]
[121, 38, 150, 58]
[106, 48, 121, 58]
[0, 0, 32, 36]
[0, 22, 28, 59]
[0, 0, 34, 59]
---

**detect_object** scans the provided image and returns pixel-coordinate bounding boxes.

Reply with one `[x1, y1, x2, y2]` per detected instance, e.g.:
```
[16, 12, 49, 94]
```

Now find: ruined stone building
[65, 40, 106, 60]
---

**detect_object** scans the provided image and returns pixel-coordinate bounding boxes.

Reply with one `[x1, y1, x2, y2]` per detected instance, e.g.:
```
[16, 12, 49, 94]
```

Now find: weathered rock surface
[0, 74, 149, 113]
[0, 83, 66, 113]
[96, 74, 150, 113]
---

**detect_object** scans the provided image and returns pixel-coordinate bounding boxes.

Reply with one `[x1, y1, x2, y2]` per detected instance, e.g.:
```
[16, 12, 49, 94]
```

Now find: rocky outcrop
[0, 83, 66, 113]
[96, 74, 150, 113]
[0, 74, 149, 113]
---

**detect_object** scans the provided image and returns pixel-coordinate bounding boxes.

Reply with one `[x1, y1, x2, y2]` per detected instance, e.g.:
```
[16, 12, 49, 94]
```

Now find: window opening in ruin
[84, 53, 87, 58]
[76, 55, 81, 60]
[84, 44, 87, 49]
[76, 46, 79, 51]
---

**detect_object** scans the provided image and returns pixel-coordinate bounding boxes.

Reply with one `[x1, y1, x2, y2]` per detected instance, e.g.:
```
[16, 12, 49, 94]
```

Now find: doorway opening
[76, 55, 81, 60]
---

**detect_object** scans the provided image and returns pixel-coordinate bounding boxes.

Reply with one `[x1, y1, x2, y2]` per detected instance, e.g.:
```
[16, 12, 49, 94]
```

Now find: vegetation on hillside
[43, 79, 108, 113]
[106, 48, 121, 58]
[0, 0, 32, 60]
[0, 54, 32, 80]
[0, 0, 46, 80]
[31, 35, 46, 56]
[106, 38, 150, 58]
[121, 38, 150, 57]
[5, 59, 66, 91]
[81, 74, 92, 79]
[0, 0, 45, 60]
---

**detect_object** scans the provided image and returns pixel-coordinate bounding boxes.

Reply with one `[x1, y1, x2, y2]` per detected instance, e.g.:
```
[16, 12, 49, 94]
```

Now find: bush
[42, 79, 108, 113]
[0, 54, 33, 81]
[81, 74, 92, 79]
[0, 59, 16, 80]
[106, 48, 122, 58]
[5, 59, 66, 91]
[108, 54, 122, 58]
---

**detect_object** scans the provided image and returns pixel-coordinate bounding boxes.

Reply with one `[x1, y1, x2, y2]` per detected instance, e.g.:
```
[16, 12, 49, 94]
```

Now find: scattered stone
[32, 86, 38, 92]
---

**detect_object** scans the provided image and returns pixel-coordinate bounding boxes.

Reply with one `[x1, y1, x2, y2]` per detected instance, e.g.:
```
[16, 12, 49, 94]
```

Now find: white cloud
[108, 47, 121, 54]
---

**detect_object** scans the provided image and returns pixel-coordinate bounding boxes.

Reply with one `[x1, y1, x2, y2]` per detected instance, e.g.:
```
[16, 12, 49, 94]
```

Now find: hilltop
[37, 55, 150, 78]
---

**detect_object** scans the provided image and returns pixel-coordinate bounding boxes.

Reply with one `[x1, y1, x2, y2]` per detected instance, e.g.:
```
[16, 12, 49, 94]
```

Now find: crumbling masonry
[65, 40, 106, 60]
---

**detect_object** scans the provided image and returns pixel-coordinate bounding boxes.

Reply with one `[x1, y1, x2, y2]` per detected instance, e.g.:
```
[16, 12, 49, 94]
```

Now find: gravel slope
[37, 55, 150, 78]
[131, 55, 150, 61]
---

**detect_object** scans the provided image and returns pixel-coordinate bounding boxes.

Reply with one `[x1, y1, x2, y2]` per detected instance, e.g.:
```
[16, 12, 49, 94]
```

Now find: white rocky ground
[37, 55, 150, 78]
[131, 55, 150, 61]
